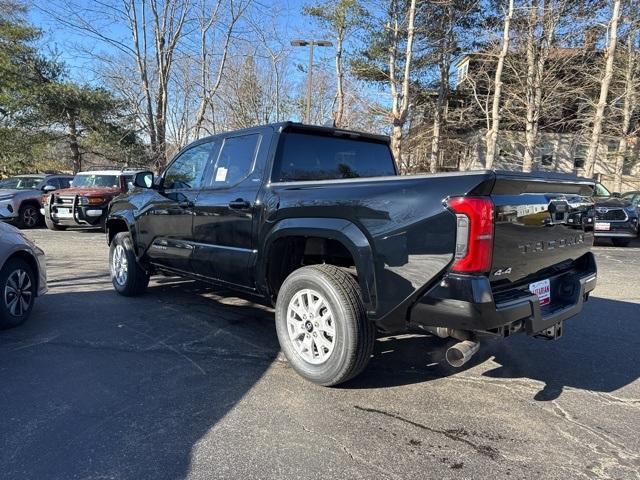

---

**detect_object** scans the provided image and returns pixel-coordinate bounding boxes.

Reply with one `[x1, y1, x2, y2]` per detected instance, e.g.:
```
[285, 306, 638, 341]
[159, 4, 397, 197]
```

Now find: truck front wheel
[275, 264, 375, 386]
[109, 232, 149, 296]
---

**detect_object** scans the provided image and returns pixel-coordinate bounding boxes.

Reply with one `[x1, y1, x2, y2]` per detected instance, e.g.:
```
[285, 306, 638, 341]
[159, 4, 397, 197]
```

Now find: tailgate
[489, 172, 595, 289]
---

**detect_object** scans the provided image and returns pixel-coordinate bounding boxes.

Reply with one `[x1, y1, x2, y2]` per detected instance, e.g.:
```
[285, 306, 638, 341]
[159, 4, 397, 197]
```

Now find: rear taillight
[446, 197, 494, 274]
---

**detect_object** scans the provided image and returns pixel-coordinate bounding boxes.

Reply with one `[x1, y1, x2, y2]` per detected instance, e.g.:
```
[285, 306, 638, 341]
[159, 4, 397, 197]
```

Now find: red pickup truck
[42, 170, 140, 231]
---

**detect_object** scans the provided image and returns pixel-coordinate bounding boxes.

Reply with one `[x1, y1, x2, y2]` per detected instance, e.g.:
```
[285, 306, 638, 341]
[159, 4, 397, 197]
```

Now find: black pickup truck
[106, 122, 597, 386]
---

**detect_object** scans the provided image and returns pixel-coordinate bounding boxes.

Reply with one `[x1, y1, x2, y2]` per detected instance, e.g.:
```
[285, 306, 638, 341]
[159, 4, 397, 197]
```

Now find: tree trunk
[485, 0, 514, 170]
[585, 0, 621, 178]
[67, 112, 81, 174]
[388, 0, 417, 171]
[614, 26, 637, 192]
[333, 27, 345, 127]
[391, 122, 403, 171]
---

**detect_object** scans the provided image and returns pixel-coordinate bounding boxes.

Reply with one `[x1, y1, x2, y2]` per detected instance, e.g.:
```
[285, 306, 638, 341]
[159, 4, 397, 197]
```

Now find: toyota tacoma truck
[106, 122, 597, 386]
[43, 169, 140, 231]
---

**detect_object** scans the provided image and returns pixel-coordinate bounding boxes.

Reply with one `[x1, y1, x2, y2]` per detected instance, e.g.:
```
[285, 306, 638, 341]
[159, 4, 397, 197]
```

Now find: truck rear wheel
[275, 264, 375, 386]
[110, 232, 149, 296]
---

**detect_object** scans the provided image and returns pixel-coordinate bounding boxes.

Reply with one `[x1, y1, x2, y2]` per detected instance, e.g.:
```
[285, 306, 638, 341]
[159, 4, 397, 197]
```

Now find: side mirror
[134, 171, 155, 189]
[42, 185, 56, 192]
[612, 192, 621, 198]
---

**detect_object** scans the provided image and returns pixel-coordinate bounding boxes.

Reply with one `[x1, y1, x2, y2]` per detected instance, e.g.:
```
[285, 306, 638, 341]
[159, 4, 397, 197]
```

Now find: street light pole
[291, 39, 333, 124]
[306, 42, 314, 125]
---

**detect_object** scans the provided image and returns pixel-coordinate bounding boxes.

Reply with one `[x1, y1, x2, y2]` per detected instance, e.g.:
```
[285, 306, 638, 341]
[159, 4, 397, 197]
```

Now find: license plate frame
[56, 209, 73, 219]
[529, 279, 551, 306]
[595, 222, 611, 231]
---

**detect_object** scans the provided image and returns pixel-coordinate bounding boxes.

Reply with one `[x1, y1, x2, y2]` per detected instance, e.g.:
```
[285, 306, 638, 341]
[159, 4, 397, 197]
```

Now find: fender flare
[259, 217, 377, 313]
[106, 212, 137, 249]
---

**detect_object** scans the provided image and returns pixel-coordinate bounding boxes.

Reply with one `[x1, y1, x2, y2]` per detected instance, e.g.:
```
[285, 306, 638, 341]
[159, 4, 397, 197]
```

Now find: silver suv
[0, 174, 73, 228]
[0, 222, 47, 328]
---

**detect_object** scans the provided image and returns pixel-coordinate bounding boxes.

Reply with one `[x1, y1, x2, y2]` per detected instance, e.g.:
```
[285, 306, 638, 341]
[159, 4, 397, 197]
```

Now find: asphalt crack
[285, 413, 402, 480]
[354, 405, 501, 461]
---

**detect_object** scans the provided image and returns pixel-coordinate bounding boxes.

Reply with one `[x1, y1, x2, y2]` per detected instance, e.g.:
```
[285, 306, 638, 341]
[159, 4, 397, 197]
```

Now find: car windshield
[594, 183, 611, 197]
[72, 174, 120, 188]
[0, 176, 44, 190]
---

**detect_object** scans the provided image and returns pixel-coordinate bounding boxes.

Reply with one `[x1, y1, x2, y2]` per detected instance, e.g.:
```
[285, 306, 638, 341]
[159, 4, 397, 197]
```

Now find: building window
[457, 60, 469, 86]
[540, 143, 554, 167]
[573, 145, 587, 170]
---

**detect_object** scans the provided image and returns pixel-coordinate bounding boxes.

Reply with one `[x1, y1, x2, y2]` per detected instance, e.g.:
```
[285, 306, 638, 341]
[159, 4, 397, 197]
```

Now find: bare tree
[305, 0, 365, 127]
[612, 5, 639, 191]
[521, 0, 568, 172]
[485, 0, 514, 169]
[584, 0, 621, 178]
[40, 0, 191, 170]
[191, 0, 250, 138]
[389, 0, 418, 168]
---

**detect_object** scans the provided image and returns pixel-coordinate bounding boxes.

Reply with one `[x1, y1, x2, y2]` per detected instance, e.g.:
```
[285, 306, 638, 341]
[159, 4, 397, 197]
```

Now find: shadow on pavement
[1, 273, 638, 478]
[0, 279, 278, 480]
[347, 297, 640, 401]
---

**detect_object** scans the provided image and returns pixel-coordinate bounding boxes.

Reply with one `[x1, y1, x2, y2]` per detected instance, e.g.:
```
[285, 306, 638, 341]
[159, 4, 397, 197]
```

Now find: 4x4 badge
[493, 267, 512, 276]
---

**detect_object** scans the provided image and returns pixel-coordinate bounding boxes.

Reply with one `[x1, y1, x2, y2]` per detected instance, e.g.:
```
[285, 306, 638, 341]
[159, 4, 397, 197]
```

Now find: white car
[0, 222, 47, 328]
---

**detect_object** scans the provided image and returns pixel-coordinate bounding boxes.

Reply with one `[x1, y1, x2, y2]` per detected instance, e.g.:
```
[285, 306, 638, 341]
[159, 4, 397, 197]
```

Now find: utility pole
[291, 39, 333, 124]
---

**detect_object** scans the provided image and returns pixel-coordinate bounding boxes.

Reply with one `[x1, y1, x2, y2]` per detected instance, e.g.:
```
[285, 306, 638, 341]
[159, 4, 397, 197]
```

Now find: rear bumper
[409, 253, 597, 335]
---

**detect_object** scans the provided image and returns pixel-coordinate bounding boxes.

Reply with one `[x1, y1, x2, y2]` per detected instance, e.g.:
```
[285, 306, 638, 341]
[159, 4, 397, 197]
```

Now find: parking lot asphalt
[1, 229, 639, 480]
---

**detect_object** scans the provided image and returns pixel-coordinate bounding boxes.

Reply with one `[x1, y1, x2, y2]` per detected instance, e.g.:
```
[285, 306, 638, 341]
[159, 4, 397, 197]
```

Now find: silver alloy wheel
[4, 269, 32, 317]
[111, 244, 129, 286]
[22, 206, 38, 227]
[286, 288, 336, 365]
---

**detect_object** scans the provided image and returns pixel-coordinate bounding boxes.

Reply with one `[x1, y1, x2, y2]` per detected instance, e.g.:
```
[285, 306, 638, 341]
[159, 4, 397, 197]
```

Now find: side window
[59, 178, 72, 189]
[211, 134, 260, 188]
[45, 178, 59, 188]
[164, 142, 214, 190]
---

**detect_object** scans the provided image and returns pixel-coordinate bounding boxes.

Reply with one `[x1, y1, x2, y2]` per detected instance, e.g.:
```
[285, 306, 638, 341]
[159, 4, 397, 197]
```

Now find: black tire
[16, 203, 41, 229]
[110, 232, 150, 296]
[275, 264, 375, 386]
[44, 215, 67, 231]
[0, 258, 36, 329]
[612, 238, 631, 247]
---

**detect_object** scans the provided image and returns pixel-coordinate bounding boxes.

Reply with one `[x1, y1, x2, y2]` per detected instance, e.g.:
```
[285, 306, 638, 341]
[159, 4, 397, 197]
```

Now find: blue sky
[27, 0, 335, 87]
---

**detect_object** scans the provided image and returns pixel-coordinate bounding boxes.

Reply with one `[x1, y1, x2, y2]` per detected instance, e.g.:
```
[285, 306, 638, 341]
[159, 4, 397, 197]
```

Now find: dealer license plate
[56, 209, 73, 219]
[529, 279, 551, 306]
[595, 222, 611, 231]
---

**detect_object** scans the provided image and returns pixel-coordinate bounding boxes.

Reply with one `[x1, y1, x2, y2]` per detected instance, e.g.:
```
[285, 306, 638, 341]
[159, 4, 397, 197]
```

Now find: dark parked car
[621, 191, 640, 213]
[593, 183, 639, 246]
[0, 222, 47, 328]
[106, 122, 597, 385]
[42, 170, 140, 231]
[0, 174, 73, 228]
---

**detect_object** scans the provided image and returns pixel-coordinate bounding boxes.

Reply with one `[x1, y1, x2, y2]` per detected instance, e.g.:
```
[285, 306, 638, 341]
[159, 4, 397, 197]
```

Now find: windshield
[72, 174, 120, 188]
[0, 176, 44, 190]
[594, 183, 611, 197]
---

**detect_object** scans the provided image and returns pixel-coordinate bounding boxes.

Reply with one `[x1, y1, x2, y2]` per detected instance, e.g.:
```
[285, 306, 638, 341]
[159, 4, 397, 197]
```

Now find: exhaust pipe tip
[445, 339, 480, 368]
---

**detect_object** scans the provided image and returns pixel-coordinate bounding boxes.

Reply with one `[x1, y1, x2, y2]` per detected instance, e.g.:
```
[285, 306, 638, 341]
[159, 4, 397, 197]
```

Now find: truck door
[191, 131, 266, 288]
[137, 140, 215, 273]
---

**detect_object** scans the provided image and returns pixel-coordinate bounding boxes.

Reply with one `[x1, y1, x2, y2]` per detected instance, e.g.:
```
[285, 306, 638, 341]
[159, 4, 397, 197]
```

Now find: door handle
[228, 198, 251, 210]
[178, 200, 194, 209]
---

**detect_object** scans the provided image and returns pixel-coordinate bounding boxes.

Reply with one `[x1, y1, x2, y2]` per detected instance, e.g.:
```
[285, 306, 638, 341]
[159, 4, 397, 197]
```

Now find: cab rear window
[272, 132, 396, 182]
